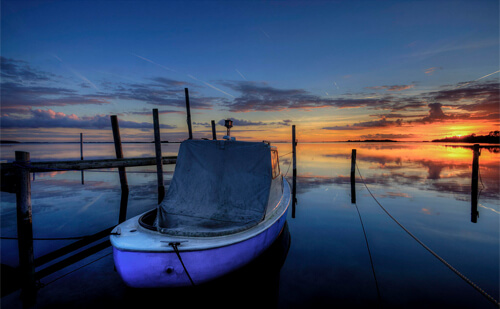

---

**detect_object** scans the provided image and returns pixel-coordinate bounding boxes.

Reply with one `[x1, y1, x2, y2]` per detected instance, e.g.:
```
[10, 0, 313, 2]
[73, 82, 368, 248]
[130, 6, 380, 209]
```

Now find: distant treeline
[0, 140, 21, 144]
[346, 139, 397, 143]
[432, 131, 500, 144]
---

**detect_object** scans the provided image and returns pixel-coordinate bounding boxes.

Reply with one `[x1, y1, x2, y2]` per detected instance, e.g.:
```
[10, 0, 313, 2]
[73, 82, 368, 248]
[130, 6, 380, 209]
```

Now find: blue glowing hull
[111, 179, 290, 288]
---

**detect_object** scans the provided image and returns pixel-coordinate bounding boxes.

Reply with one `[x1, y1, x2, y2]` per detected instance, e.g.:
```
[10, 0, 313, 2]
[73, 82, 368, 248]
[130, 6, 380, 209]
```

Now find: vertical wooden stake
[153, 109, 165, 204]
[80, 133, 84, 185]
[185, 88, 193, 139]
[351, 149, 356, 204]
[471, 144, 480, 223]
[80, 133, 84, 160]
[15, 151, 36, 301]
[292, 125, 297, 218]
[211, 120, 217, 140]
[110, 115, 129, 223]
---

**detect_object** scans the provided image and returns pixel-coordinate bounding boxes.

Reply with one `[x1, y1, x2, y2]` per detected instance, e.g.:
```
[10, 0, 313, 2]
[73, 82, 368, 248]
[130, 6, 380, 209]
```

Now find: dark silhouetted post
[211, 120, 217, 140]
[80, 133, 83, 160]
[185, 88, 193, 139]
[80, 133, 84, 184]
[292, 125, 297, 218]
[471, 144, 480, 223]
[110, 115, 129, 223]
[351, 149, 357, 204]
[15, 151, 36, 302]
[153, 109, 165, 204]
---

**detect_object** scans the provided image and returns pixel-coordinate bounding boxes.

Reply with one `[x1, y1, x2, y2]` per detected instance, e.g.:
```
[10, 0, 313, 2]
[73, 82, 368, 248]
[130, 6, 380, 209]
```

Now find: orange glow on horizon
[2, 117, 497, 143]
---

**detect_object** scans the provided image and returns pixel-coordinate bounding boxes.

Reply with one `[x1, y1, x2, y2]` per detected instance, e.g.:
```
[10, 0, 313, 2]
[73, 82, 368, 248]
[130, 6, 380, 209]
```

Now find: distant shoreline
[344, 139, 397, 143]
[0, 140, 21, 144]
[0, 141, 181, 144]
[432, 135, 500, 144]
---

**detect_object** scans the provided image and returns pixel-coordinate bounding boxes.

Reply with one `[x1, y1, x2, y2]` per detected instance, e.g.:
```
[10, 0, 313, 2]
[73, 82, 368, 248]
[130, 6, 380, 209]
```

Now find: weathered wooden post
[110, 115, 129, 223]
[80, 133, 84, 185]
[471, 144, 480, 223]
[80, 133, 84, 160]
[211, 120, 217, 140]
[153, 109, 165, 204]
[292, 125, 297, 218]
[351, 149, 357, 204]
[185, 88, 193, 139]
[15, 151, 36, 301]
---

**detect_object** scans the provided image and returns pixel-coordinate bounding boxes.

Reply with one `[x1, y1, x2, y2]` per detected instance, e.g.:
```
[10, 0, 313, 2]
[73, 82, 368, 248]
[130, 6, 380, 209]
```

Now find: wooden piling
[153, 109, 165, 204]
[292, 125, 297, 218]
[110, 115, 129, 223]
[351, 149, 356, 204]
[80, 133, 83, 160]
[185, 88, 193, 139]
[211, 120, 217, 140]
[15, 151, 36, 301]
[80, 133, 84, 184]
[471, 144, 480, 223]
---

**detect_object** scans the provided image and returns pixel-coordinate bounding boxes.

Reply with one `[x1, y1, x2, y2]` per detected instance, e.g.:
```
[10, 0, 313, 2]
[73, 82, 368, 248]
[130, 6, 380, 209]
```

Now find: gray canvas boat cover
[156, 139, 272, 236]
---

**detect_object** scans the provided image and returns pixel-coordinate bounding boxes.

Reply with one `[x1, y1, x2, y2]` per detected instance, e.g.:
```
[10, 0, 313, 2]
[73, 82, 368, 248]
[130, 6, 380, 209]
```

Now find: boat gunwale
[110, 178, 290, 253]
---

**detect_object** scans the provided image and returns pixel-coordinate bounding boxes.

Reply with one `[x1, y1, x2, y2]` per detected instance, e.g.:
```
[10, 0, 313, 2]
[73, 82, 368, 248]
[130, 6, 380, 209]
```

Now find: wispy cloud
[69, 67, 99, 90]
[52, 54, 99, 90]
[260, 28, 271, 39]
[216, 118, 292, 127]
[235, 69, 247, 80]
[408, 38, 499, 59]
[220, 81, 395, 112]
[455, 69, 500, 89]
[187, 74, 235, 98]
[0, 82, 110, 112]
[0, 109, 177, 129]
[425, 67, 442, 75]
[366, 84, 415, 91]
[323, 116, 403, 131]
[130, 53, 176, 72]
[360, 133, 416, 139]
[1, 56, 57, 83]
[125, 109, 185, 116]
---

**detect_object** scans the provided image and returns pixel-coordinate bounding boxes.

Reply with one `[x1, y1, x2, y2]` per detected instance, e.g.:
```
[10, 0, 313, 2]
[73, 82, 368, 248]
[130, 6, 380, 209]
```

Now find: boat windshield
[271, 149, 280, 179]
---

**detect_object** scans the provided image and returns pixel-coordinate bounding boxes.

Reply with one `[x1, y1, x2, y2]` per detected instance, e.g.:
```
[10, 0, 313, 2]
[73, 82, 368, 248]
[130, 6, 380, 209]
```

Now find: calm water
[1, 142, 499, 308]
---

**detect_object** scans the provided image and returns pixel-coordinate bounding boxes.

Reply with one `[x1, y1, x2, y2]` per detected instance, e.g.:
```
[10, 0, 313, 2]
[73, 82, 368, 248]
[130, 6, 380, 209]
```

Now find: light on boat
[224, 119, 233, 136]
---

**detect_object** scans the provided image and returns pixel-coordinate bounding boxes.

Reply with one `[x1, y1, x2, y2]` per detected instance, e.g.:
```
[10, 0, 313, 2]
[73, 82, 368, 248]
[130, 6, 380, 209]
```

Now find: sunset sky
[1, 0, 499, 142]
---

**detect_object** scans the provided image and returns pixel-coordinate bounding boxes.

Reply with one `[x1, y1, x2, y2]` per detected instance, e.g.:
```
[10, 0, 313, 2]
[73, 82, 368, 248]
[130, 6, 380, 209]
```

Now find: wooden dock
[0, 86, 304, 305]
[0, 90, 195, 302]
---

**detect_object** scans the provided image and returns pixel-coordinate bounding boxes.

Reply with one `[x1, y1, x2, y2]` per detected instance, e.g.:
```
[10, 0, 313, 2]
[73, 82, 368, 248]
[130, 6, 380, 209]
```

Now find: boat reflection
[121, 221, 291, 308]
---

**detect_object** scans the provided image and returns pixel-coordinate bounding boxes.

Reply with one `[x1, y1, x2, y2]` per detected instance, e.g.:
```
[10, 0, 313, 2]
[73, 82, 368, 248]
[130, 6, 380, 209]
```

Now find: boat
[110, 138, 291, 287]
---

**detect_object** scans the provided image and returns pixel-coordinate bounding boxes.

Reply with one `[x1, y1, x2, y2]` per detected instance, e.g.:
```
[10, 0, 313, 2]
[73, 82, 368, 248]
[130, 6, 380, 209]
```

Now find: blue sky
[1, 0, 498, 142]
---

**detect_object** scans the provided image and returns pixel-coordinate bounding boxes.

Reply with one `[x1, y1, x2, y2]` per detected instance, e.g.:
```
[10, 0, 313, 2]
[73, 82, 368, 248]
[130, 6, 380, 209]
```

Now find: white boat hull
[111, 179, 290, 288]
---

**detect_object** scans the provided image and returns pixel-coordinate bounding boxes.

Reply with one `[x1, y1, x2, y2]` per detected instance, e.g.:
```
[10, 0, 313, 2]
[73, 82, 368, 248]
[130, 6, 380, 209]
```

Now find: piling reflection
[0, 142, 498, 307]
[288, 143, 499, 205]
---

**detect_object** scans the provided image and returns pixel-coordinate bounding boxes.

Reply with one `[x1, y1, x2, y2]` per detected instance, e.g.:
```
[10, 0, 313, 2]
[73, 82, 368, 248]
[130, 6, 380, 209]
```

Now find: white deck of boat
[110, 179, 290, 252]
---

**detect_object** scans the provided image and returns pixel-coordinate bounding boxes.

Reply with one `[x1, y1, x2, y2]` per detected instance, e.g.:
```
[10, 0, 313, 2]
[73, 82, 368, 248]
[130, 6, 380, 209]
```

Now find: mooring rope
[169, 242, 195, 286]
[279, 151, 293, 158]
[356, 163, 500, 307]
[283, 160, 292, 178]
[353, 201, 382, 302]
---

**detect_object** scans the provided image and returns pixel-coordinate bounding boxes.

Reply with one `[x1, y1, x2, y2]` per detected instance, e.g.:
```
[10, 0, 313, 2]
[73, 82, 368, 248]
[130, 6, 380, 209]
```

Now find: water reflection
[0, 142, 498, 307]
[446, 144, 500, 153]
[290, 143, 499, 204]
[0, 143, 180, 161]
